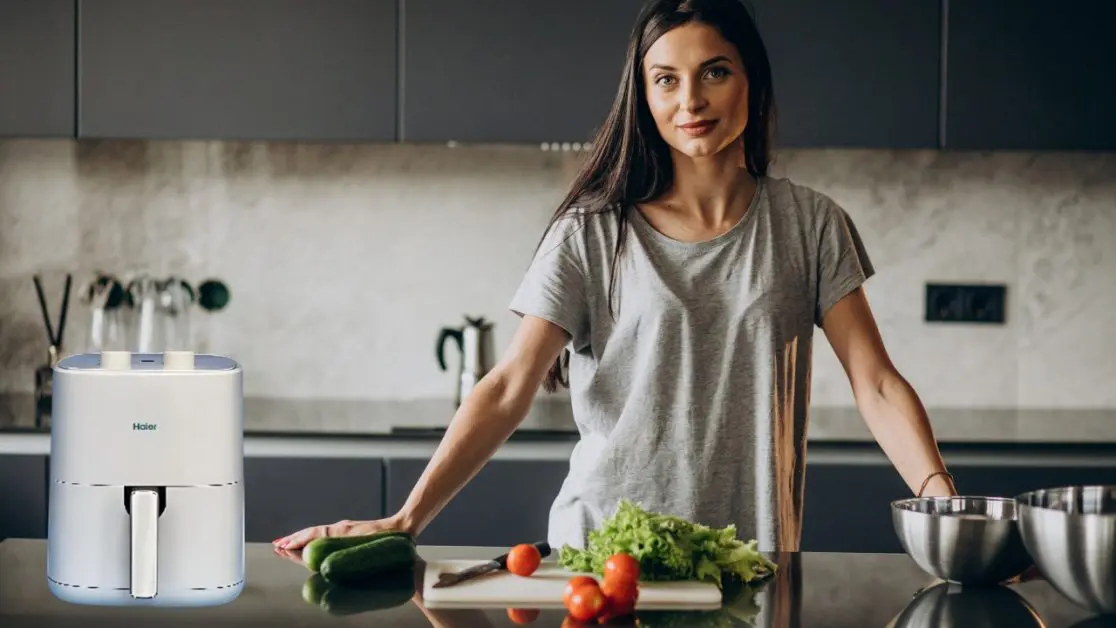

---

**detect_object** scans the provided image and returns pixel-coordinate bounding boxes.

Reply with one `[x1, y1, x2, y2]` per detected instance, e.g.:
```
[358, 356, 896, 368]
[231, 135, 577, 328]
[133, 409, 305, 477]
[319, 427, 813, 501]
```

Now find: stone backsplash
[1, 139, 1113, 410]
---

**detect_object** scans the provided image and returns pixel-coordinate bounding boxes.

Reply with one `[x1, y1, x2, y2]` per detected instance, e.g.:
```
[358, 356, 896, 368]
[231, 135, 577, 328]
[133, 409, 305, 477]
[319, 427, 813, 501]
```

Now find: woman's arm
[395, 315, 570, 535]
[820, 287, 957, 498]
[274, 315, 570, 549]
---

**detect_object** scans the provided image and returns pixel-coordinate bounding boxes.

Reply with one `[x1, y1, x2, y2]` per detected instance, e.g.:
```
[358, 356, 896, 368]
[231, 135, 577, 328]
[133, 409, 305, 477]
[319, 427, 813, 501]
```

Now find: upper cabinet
[945, 0, 1116, 150]
[752, 0, 941, 149]
[77, 0, 398, 141]
[0, 0, 75, 138]
[400, 0, 645, 145]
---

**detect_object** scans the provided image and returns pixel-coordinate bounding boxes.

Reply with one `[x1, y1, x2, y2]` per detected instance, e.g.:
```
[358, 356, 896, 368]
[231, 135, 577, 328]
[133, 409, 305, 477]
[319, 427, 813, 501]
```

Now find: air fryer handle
[129, 488, 160, 599]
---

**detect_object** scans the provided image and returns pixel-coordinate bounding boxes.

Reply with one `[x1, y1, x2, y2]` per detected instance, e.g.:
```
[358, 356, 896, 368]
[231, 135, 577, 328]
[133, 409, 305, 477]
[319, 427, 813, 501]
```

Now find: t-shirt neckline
[629, 176, 767, 253]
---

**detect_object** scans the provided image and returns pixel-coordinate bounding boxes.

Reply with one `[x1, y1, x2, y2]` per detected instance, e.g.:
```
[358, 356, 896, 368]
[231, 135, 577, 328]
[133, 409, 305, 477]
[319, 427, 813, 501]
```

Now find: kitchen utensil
[157, 276, 195, 350]
[891, 496, 1033, 585]
[47, 350, 245, 607]
[422, 559, 722, 610]
[433, 541, 551, 588]
[32, 273, 72, 425]
[32, 273, 72, 362]
[891, 581, 1045, 628]
[126, 275, 160, 352]
[1016, 485, 1116, 615]
[437, 315, 495, 406]
[78, 272, 127, 353]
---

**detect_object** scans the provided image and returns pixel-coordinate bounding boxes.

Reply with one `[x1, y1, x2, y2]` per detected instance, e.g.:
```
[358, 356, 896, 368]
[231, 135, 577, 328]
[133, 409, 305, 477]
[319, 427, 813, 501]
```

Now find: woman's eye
[655, 75, 675, 86]
[705, 67, 729, 79]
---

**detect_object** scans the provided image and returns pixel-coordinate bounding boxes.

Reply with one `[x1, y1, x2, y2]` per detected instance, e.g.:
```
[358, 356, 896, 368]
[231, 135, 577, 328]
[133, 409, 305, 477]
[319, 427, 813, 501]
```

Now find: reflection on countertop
[0, 538, 1106, 627]
[3, 392, 1116, 445]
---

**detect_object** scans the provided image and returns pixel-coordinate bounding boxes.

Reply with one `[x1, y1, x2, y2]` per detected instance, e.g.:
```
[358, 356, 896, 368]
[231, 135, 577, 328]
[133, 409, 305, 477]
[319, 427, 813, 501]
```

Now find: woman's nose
[680, 81, 708, 113]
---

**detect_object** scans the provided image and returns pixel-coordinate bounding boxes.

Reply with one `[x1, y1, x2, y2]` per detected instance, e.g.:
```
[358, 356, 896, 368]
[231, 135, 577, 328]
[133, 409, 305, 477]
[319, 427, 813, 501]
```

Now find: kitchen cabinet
[949, 463, 1116, 502]
[0, 0, 75, 137]
[243, 457, 384, 543]
[801, 463, 911, 554]
[77, 0, 397, 141]
[944, 0, 1116, 150]
[400, 0, 644, 144]
[751, 0, 941, 148]
[385, 459, 569, 546]
[0, 455, 48, 540]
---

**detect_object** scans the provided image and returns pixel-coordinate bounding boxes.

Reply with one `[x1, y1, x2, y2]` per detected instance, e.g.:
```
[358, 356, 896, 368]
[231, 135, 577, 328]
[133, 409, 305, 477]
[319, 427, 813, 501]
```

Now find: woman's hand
[273, 513, 414, 550]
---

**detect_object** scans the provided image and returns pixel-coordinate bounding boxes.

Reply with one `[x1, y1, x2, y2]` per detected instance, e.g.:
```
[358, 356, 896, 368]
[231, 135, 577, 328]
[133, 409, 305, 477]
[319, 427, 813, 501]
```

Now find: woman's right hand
[272, 513, 415, 550]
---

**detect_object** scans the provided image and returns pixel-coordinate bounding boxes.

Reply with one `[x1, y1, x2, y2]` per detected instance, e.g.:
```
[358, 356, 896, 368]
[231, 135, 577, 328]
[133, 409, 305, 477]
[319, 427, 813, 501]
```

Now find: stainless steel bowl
[892, 496, 1033, 585]
[892, 581, 1045, 628]
[1016, 485, 1116, 615]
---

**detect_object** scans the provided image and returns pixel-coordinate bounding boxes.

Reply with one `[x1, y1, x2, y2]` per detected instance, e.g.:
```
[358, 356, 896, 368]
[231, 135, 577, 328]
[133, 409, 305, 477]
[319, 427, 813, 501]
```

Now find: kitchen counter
[0, 537, 1105, 627]
[4, 391, 1116, 445]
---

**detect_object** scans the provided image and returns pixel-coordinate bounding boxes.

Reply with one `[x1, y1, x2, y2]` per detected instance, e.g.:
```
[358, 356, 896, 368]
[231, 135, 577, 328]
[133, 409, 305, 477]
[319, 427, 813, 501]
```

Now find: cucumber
[301, 573, 331, 606]
[303, 530, 413, 572]
[319, 568, 416, 615]
[319, 534, 418, 586]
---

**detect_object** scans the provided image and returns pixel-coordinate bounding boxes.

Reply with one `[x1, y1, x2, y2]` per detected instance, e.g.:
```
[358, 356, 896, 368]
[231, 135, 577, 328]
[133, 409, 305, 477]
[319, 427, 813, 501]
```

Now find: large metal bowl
[892, 496, 1033, 585]
[892, 581, 1045, 628]
[1016, 485, 1116, 615]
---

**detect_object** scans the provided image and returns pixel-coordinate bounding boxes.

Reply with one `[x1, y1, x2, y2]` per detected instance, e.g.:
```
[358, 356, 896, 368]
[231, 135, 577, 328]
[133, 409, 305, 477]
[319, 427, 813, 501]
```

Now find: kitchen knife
[433, 541, 551, 588]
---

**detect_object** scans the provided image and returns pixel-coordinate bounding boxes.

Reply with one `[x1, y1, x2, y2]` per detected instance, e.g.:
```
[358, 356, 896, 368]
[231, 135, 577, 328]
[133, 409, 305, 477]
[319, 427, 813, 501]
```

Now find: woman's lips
[678, 120, 718, 137]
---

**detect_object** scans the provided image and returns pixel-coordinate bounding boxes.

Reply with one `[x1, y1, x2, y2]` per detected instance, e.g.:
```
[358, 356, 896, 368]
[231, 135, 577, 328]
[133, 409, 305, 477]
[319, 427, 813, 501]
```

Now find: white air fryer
[47, 350, 245, 607]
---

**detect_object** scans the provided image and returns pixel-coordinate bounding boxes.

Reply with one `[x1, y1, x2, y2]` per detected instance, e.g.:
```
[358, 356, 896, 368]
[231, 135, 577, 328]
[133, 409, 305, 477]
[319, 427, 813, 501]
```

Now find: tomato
[563, 575, 599, 607]
[566, 583, 607, 622]
[603, 553, 640, 587]
[506, 544, 542, 577]
[506, 608, 540, 624]
[600, 577, 639, 616]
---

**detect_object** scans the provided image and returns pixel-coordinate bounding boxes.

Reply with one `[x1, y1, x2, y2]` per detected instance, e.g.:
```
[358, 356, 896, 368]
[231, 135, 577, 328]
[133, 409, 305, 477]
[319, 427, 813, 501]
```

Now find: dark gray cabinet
[945, 0, 1116, 150]
[77, 0, 397, 141]
[243, 457, 384, 543]
[400, 0, 644, 144]
[0, 0, 75, 137]
[752, 0, 941, 148]
[0, 455, 48, 540]
[385, 458, 569, 547]
[801, 462, 910, 554]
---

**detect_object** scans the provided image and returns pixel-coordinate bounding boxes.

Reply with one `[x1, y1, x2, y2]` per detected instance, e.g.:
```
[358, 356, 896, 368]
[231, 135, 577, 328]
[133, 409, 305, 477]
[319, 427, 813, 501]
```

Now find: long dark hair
[538, 0, 777, 392]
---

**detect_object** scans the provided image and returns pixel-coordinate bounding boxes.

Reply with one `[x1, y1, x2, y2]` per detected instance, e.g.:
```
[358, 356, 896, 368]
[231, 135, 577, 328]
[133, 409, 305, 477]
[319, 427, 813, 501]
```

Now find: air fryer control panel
[56, 351, 238, 372]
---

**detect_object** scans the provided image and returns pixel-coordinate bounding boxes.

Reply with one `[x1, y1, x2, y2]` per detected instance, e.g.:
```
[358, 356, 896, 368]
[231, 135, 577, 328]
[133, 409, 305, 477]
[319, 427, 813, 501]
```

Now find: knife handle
[496, 541, 552, 568]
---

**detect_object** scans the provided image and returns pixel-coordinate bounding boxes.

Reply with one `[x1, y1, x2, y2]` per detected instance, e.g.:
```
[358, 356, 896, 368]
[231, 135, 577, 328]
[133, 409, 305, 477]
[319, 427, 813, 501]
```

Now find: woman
[274, 0, 956, 554]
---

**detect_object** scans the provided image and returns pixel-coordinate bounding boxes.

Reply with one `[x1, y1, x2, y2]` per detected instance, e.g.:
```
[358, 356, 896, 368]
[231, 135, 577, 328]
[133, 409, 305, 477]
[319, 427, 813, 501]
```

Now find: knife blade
[433, 541, 551, 588]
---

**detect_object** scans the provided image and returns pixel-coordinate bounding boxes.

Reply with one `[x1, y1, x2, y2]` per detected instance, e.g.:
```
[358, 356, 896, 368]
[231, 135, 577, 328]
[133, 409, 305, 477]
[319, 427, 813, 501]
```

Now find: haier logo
[132, 422, 157, 431]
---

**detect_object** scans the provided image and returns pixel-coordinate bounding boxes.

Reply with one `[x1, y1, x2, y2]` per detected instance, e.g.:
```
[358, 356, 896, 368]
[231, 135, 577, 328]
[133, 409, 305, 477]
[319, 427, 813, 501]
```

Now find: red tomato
[566, 583, 607, 622]
[506, 544, 542, 577]
[506, 608, 540, 624]
[563, 575, 599, 607]
[600, 577, 639, 616]
[603, 553, 640, 586]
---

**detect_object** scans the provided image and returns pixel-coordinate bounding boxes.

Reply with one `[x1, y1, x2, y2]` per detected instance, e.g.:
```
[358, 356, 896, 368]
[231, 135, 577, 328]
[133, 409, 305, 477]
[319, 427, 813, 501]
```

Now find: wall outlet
[924, 283, 1007, 324]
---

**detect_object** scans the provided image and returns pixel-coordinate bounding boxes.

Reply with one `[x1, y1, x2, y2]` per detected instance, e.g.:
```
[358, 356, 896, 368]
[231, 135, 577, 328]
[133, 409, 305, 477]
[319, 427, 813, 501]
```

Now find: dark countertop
[0, 538, 1107, 627]
[4, 391, 1116, 445]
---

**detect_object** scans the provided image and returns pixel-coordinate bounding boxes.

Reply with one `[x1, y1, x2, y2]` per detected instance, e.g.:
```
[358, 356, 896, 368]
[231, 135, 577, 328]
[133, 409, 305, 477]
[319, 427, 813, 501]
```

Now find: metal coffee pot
[437, 316, 495, 406]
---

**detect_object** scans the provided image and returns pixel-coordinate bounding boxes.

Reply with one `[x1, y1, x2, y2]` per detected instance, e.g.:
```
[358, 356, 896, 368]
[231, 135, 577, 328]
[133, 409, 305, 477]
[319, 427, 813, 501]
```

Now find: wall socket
[925, 283, 1007, 324]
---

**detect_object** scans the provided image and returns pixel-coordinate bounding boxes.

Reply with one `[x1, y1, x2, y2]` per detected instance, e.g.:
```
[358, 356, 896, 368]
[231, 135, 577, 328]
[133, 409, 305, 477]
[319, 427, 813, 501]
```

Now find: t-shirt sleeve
[508, 215, 591, 350]
[814, 194, 875, 327]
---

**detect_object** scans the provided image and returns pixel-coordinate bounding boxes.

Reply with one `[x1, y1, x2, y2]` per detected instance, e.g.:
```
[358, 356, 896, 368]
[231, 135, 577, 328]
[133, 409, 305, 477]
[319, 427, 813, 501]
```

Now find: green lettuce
[557, 500, 777, 588]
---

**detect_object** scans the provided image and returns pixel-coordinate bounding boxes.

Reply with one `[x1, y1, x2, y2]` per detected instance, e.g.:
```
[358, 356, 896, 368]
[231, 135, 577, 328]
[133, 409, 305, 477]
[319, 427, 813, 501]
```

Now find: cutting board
[421, 560, 722, 610]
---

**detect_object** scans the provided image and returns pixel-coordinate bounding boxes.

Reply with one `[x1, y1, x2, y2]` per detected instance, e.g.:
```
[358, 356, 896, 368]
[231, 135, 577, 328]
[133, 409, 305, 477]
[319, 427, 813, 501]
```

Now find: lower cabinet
[385, 458, 569, 547]
[801, 462, 911, 554]
[243, 457, 384, 543]
[0, 454, 49, 540]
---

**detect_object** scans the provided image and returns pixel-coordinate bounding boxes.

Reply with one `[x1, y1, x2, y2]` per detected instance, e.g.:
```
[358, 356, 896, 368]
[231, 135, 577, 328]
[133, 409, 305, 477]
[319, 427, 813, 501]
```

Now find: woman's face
[641, 22, 750, 160]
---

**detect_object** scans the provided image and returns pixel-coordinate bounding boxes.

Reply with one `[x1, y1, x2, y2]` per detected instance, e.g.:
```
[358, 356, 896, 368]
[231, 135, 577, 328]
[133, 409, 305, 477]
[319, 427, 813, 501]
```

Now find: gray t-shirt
[508, 176, 874, 552]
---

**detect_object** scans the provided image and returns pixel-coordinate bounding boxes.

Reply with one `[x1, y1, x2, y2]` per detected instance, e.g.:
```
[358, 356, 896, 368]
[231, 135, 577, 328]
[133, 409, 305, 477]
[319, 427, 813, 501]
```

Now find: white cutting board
[421, 560, 722, 610]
